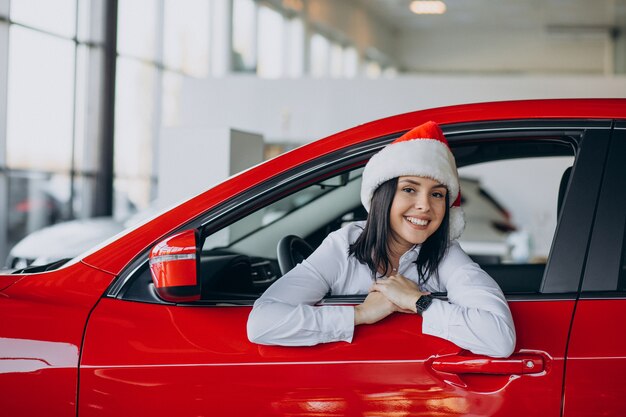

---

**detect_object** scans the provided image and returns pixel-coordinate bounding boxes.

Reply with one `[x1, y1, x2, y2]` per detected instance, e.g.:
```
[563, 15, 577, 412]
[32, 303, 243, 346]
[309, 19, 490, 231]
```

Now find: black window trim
[579, 122, 626, 295]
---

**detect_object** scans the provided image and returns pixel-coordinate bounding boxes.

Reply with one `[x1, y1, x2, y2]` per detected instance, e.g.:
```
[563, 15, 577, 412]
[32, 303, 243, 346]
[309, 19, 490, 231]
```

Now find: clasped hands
[354, 274, 430, 325]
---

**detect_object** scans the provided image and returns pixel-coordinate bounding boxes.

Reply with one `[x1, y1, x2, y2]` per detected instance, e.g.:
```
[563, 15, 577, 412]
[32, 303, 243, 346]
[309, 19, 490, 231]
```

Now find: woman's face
[388, 176, 447, 254]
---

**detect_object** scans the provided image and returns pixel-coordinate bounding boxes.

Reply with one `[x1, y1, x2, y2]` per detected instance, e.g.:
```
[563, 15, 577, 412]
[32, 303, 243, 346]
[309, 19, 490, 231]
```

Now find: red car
[2, 99, 625, 417]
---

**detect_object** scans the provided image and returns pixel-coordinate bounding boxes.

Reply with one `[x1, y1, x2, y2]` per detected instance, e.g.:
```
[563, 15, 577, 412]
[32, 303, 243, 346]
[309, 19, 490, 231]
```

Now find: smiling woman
[247, 121, 516, 358]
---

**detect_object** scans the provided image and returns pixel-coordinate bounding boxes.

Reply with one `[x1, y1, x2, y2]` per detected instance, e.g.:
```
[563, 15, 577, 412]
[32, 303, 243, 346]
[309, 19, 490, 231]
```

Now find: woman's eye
[402, 187, 415, 193]
[432, 191, 445, 198]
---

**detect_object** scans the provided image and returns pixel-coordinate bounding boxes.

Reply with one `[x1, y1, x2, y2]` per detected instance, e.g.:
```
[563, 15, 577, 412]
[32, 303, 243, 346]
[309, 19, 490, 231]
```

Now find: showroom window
[114, 0, 212, 220]
[0, 0, 108, 263]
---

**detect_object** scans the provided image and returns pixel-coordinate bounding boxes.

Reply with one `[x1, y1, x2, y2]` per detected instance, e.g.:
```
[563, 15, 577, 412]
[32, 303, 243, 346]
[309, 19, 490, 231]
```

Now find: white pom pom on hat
[361, 120, 465, 241]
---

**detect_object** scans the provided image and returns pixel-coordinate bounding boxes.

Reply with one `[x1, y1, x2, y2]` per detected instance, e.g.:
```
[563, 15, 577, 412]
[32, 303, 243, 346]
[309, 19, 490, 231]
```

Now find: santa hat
[361, 121, 465, 241]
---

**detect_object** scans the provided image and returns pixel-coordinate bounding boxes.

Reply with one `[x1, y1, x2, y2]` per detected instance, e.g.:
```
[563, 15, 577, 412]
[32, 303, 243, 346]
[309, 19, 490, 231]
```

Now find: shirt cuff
[330, 306, 355, 343]
[421, 298, 450, 339]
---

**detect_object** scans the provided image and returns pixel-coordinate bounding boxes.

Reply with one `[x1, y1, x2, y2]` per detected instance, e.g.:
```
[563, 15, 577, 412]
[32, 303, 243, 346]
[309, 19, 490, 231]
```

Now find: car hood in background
[9, 217, 125, 266]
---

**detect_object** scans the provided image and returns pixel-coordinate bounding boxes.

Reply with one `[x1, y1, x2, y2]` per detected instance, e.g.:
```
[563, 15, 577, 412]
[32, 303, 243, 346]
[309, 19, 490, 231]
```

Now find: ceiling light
[410, 1, 447, 15]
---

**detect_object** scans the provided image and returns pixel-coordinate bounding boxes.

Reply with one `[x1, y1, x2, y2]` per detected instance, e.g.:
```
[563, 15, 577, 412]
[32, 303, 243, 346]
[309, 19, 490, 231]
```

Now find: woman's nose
[414, 192, 430, 211]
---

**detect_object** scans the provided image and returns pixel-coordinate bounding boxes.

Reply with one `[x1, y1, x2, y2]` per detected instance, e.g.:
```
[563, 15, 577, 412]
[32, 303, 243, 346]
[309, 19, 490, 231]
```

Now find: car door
[78, 121, 610, 417]
[562, 123, 626, 417]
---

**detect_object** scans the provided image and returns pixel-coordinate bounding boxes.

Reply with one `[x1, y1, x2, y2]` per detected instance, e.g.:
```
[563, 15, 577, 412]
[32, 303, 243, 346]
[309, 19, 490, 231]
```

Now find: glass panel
[329, 42, 343, 78]
[7, 26, 75, 171]
[364, 59, 381, 78]
[162, 70, 183, 128]
[113, 177, 152, 221]
[74, 45, 105, 173]
[71, 174, 96, 219]
[285, 17, 303, 78]
[383, 66, 398, 78]
[257, 5, 284, 78]
[10, 0, 76, 38]
[343, 46, 358, 78]
[117, 0, 158, 61]
[232, 0, 256, 72]
[6, 172, 72, 265]
[0, 173, 8, 266]
[77, 0, 106, 44]
[203, 168, 364, 252]
[114, 57, 156, 179]
[310, 33, 329, 78]
[163, 0, 210, 77]
[458, 155, 574, 264]
[0, 0, 9, 17]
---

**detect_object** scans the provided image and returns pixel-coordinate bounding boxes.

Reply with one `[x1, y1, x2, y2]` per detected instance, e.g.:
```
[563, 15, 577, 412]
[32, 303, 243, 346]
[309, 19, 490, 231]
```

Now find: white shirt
[247, 222, 516, 358]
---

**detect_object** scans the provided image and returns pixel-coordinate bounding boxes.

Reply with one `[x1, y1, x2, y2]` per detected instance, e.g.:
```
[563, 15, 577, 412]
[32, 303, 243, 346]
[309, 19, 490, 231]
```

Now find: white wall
[398, 29, 614, 74]
[180, 74, 626, 144]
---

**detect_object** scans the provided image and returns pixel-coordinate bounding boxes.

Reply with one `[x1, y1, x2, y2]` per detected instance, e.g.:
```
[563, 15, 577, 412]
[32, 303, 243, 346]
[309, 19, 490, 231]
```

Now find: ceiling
[361, 0, 626, 33]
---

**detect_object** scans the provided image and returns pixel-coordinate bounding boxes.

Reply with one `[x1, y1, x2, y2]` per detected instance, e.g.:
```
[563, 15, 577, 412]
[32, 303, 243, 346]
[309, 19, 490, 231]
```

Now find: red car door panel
[562, 126, 626, 417]
[79, 298, 572, 416]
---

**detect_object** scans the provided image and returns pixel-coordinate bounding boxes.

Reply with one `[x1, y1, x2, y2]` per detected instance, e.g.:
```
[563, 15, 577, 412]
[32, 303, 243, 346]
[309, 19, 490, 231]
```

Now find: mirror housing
[149, 229, 201, 302]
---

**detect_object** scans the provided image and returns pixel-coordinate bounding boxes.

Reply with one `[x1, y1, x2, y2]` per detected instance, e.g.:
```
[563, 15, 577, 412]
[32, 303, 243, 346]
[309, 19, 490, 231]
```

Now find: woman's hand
[371, 274, 429, 313]
[354, 291, 400, 325]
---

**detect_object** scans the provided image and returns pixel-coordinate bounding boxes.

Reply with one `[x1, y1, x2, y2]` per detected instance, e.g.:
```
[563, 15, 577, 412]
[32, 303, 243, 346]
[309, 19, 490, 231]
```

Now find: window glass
[343, 46, 358, 78]
[162, 70, 183, 128]
[364, 59, 381, 78]
[74, 45, 104, 173]
[71, 175, 97, 220]
[163, 0, 210, 77]
[114, 57, 156, 181]
[329, 42, 343, 78]
[77, 0, 106, 44]
[203, 169, 364, 253]
[383, 67, 398, 78]
[113, 177, 152, 221]
[7, 172, 71, 255]
[232, 0, 256, 72]
[310, 33, 329, 78]
[117, 0, 158, 61]
[0, 0, 9, 17]
[459, 156, 574, 264]
[285, 17, 304, 78]
[257, 5, 284, 79]
[7, 26, 75, 171]
[10, 0, 76, 38]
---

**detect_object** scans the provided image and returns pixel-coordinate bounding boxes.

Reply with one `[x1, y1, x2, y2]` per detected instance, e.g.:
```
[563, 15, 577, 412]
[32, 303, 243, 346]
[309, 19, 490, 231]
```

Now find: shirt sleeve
[247, 229, 356, 346]
[421, 242, 517, 358]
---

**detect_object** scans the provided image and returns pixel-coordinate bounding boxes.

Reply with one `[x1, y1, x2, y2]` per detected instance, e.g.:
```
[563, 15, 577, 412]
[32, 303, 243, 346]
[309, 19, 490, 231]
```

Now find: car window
[458, 155, 574, 265]
[120, 134, 578, 304]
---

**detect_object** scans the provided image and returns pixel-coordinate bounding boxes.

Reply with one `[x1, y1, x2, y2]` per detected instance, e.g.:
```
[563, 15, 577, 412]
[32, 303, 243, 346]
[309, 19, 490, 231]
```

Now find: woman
[247, 121, 516, 358]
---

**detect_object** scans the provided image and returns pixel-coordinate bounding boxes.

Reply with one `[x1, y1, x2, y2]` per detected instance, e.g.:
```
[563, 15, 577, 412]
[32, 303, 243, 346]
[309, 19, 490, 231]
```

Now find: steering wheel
[277, 235, 314, 275]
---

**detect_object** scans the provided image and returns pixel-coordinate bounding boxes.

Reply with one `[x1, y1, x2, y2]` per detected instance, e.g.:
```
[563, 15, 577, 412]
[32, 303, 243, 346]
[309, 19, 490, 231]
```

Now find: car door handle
[431, 353, 544, 375]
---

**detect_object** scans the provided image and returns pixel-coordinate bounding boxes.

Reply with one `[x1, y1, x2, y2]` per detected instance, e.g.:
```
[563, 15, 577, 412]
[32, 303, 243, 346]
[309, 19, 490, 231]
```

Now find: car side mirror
[149, 229, 201, 303]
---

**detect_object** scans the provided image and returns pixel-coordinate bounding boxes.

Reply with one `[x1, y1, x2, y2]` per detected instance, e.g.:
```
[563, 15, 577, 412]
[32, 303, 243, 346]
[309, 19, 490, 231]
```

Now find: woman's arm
[372, 242, 516, 358]
[247, 258, 356, 346]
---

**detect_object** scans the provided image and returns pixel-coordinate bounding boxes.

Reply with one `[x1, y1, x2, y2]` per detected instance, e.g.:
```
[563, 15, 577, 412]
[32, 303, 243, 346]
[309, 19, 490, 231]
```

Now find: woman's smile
[405, 216, 430, 227]
[388, 176, 447, 252]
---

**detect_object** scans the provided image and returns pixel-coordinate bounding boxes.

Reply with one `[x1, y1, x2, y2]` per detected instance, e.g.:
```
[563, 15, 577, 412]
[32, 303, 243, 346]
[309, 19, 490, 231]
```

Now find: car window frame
[579, 122, 626, 294]
[108, 119, 612, 305]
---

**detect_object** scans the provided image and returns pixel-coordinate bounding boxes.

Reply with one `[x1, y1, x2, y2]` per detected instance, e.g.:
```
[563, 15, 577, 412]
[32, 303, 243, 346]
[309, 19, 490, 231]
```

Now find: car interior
[119, 136, 576, 305]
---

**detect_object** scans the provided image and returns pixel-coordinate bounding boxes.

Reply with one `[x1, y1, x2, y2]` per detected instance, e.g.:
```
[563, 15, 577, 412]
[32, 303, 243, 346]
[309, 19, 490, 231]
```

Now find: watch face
[416, 295, 433, 313]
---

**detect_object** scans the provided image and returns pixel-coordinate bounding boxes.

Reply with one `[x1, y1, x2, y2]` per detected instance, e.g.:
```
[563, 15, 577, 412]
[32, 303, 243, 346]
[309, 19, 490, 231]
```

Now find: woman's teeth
[406, 217, 428, 226]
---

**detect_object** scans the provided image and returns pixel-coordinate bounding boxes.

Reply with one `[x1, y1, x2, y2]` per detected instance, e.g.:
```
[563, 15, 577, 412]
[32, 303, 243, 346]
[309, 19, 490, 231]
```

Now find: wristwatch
[415, 295, 433, 315]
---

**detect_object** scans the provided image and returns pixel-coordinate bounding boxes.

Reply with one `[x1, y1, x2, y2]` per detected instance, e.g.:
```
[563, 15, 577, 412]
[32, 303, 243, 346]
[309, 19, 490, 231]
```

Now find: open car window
[119, 131, 577, 304]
